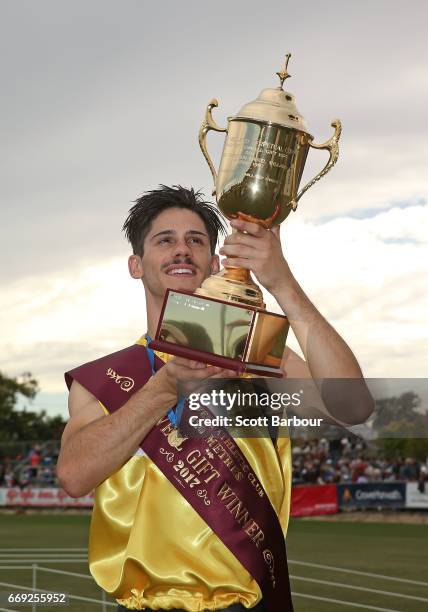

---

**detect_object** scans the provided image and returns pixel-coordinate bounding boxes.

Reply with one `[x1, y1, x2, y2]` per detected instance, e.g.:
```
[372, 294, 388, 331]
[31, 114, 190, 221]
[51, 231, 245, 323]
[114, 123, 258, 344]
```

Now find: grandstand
[0, 442, 60, 489]
[1, 438, 427, 489]
[291, 437, 427, 487]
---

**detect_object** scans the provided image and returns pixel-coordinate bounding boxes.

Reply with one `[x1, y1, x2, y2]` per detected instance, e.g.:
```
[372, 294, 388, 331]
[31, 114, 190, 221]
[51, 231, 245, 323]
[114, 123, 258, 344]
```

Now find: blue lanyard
[144, 334, 185, 427]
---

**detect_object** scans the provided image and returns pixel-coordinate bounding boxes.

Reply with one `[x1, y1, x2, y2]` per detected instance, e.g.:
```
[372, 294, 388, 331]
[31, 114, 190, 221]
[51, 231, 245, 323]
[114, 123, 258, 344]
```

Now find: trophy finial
[276, 53, 292, 89]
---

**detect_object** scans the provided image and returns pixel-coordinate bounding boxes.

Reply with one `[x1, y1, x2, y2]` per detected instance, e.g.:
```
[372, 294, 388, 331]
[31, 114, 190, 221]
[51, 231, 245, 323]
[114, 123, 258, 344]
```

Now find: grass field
[0, 513, 427, 611]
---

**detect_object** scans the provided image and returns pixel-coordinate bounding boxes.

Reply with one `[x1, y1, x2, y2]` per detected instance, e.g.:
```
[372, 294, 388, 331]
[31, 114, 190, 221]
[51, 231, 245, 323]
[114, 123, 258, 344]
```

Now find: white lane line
[0, 566, 91, 579]
[291, 575, 428, 603]
[0, 558, 87, 561]
[0, 549, 87, 552]
[35, 567, 92, 580]
[0, 560, 87, 564]
[0, 553, 88, 561]
[0, 558, 86, 559]
[0, 567, 34, 570]
[289, 559, 428, 587]
[0, 553, 86, 555]
[292, 592, 400, 612]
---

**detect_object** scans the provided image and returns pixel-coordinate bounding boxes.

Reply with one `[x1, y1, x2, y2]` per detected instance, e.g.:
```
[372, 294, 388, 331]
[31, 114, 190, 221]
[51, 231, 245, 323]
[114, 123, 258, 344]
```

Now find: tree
[373, 392, 428, 462]
[0, 371, 65, 442]
[373, 392, 422, 430]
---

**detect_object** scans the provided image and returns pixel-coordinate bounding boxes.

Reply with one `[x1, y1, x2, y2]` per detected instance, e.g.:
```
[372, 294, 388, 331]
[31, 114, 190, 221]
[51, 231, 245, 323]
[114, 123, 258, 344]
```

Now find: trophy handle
[292, 119, 342, 209]
[198, 99, 228, 196]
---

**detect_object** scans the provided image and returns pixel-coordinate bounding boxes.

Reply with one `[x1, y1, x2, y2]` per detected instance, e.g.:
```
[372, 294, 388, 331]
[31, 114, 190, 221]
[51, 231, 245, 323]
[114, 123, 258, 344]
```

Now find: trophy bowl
[150, 55, 342, 377]
[216, 118, 310, 226]
[199, 54, 341, 228]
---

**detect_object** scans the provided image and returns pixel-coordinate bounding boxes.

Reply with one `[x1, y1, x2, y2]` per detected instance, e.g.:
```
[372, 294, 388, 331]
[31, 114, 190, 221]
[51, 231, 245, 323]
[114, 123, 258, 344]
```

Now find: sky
[1, 1, 427, 418]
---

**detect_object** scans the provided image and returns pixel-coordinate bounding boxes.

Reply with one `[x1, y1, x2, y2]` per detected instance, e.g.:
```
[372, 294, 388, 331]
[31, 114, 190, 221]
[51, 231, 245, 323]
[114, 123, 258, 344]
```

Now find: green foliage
[373, 391, 428, 461]
[373, 391, 422, 429]
[375, 436, 428, 462]
[0, 371, 65, 442]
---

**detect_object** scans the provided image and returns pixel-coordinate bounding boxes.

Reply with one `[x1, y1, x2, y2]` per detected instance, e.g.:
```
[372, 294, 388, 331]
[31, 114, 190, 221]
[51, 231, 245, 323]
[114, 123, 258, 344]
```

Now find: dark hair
[123, 185, 227, 255]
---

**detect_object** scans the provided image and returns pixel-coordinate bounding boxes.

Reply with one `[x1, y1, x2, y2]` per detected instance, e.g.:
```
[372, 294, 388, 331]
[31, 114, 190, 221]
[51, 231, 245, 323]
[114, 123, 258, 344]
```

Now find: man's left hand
[219, 218, 292, 295]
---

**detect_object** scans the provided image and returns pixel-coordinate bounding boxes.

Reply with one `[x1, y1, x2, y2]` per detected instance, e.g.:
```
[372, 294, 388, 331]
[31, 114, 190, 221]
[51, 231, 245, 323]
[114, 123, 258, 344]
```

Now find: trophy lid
[232, 54, 310, 134]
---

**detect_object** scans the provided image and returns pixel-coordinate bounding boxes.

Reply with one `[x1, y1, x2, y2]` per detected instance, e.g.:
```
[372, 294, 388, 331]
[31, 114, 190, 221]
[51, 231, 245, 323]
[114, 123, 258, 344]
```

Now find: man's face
[129, 207, 219, 300]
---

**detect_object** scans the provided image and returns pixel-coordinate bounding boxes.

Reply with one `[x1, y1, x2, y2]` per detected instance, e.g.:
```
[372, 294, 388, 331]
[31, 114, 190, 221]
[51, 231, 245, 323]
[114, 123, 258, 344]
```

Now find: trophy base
[149, 340, 284, 377]
[152, 290, 289, 378]
[195, 267, 264, 308]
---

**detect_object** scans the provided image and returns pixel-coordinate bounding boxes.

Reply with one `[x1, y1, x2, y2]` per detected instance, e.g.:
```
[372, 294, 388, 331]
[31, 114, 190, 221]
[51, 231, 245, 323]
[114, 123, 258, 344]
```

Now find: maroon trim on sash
[65, 346, 293, 612]
[65, 345, 152, 404]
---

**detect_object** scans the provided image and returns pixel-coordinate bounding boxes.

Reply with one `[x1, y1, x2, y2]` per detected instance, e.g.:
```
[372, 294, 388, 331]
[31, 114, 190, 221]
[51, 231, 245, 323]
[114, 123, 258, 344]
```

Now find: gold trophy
[150, 54, 342, 376]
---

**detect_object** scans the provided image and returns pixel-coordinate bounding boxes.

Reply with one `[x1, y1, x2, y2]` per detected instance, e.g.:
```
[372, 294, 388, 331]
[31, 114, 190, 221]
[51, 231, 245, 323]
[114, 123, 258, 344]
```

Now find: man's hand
[157, 356, 237, 401]
[219, 218, 292, 295]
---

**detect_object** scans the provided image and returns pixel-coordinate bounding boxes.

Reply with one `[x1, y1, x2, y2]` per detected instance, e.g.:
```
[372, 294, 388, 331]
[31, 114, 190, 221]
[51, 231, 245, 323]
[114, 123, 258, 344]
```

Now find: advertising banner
[337, 483, 406, 509]
[406, 482, 428, 509]
[0, 487, 94, 508]
[291, 484, 338, 517]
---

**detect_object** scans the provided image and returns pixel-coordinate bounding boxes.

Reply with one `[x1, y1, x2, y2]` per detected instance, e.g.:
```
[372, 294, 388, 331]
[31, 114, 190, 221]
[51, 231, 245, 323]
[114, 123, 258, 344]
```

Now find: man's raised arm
[220, 218, 374, 424]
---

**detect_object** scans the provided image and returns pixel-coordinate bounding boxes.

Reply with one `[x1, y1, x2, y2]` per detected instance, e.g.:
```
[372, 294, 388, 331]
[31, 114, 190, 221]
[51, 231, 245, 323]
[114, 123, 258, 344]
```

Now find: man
[58, 185, 370, 612]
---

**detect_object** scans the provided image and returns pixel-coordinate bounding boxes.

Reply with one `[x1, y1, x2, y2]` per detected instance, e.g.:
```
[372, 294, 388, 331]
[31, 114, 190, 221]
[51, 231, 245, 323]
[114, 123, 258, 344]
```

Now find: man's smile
[164, 263, 197, 276]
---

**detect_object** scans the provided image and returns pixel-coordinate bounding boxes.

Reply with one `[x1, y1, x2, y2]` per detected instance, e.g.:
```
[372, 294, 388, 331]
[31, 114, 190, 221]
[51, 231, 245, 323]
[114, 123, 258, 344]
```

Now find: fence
[0, 563, 115, 612]
[289, 481, 428, 515]
[1, 483, 427, 516]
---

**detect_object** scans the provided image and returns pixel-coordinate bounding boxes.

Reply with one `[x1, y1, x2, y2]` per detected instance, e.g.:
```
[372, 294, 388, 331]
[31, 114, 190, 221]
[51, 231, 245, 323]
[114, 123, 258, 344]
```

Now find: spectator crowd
[0, 438, 427, 490]
[292, 437, 428, 486]
[0, 443, 59, 488]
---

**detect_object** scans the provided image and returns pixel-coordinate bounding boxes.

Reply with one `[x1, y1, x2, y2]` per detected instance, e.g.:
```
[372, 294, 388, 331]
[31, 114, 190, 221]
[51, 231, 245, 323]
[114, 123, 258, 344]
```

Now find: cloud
[1, 0, 428, 281]
[264, 202, 428, 377]
[1, 202, 427, 402]
[1, 1, 427, 412]
[1, 259, 148, 392]
[314, 197, 427, 223]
